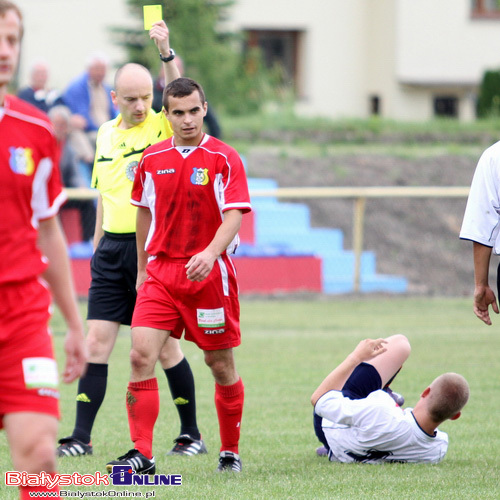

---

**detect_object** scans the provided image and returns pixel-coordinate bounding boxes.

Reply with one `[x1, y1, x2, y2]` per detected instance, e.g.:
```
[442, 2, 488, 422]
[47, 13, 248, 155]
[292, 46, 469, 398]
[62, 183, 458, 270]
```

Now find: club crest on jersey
[190, 167, 209, 186]
[126, 160, 139, 181]
[9, 147, 35, 176]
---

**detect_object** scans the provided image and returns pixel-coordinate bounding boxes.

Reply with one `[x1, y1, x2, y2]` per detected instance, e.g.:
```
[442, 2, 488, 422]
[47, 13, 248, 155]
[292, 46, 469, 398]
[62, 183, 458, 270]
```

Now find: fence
[63, 185, 473, 296]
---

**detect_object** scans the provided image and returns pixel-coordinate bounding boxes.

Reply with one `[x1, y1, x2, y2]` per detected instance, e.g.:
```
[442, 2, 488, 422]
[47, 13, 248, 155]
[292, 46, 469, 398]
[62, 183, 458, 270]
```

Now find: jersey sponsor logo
[22, 357, 58, 388]
[197, 307, 225, 327]
[157, 168, 175, 175]
[126, 160, 139, 181]
[8, 147, 35, 176]
[203, 328, 225, 335]
[190, 167, 209, 186]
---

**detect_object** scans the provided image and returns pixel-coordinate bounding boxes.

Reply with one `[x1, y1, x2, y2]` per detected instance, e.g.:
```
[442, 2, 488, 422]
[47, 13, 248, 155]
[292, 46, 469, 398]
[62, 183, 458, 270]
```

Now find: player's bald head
[114, 63, 152, 94]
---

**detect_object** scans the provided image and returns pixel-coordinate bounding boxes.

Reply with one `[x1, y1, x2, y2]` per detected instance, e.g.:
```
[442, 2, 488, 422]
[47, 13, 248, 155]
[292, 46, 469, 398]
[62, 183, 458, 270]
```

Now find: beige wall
[231, 0, 500, 121]
[14, 0, 135, 90]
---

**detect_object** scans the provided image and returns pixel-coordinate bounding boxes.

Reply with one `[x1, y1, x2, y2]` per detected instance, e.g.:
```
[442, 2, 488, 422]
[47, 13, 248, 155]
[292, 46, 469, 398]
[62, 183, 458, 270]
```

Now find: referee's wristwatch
[159, 49, 175, 63]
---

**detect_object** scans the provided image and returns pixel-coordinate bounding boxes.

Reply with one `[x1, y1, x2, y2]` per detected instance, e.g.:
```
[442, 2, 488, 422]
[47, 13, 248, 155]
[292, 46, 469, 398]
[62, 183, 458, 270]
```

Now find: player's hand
[136, 269, 148, 291]
[349, 338, 388, 364]
[150, 20, 170, 56]
[62, 327, 87, 383]
[473, 285, 499, 325]
[185, 250, 217, 282]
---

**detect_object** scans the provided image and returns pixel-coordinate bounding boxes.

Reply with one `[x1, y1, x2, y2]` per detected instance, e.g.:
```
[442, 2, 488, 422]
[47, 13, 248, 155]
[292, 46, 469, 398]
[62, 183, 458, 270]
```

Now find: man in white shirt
[460, 141, 500, 325]
[311, 335, 469, 464]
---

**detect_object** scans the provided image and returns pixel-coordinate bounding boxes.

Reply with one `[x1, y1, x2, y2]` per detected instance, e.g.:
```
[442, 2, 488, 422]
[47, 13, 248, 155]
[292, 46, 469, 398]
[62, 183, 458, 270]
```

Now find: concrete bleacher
[236, 178, 407, 294]
[62, 177, 407, 296]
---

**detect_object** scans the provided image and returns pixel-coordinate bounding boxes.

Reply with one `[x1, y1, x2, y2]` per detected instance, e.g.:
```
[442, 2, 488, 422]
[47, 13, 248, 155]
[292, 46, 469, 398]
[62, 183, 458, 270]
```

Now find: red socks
[215, 378, 244, 453]
[126, 376, 243, 457]
[126, 378, 159, 459]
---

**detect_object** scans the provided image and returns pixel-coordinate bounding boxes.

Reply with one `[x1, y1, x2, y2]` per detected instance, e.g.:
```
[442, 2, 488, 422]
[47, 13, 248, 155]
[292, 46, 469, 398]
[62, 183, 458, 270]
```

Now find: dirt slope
[244, 147, 487, 296]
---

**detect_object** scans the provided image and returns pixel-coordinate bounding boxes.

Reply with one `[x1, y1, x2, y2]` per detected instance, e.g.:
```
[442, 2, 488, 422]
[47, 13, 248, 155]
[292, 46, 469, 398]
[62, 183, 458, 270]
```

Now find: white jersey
[460, 140, 500, 254]
[315, 390, 448, 464]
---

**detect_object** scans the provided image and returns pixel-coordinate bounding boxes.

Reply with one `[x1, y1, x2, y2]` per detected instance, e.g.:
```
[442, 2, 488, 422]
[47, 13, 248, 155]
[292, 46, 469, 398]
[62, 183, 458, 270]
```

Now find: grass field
[1, 296, 499, 499]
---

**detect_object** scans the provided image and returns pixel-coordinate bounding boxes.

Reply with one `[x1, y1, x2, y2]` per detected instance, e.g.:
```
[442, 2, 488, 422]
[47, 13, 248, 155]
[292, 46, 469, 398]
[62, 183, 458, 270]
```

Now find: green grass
[222, 111, 500, 141]
[1, 296, 499, 499]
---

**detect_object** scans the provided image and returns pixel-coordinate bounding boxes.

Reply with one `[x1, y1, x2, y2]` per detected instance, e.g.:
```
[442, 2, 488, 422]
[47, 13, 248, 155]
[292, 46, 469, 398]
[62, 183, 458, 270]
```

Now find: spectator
[311, 335, 469, 463]
[61, 53, 116, 188]
[17, 59, 62, 112]
[62, 52, 117, 139]
[49, 105, 96, 244]
[152, 55, 222, 138]
[0, 3, 86, 499]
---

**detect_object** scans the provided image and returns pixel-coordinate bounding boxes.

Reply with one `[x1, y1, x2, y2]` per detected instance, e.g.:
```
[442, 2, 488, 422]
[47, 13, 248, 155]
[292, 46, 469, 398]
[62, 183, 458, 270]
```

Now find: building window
[245, 30, 302, 90]
[369, 95, 381, 116]
[434, 96, 459, 118]
[471, 0, 500, 18]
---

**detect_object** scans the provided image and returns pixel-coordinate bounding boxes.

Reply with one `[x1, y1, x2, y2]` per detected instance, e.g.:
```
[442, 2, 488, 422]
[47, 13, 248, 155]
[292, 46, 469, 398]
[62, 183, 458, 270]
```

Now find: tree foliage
[110, 0, 273, 114]
[477, 69, 500, 118]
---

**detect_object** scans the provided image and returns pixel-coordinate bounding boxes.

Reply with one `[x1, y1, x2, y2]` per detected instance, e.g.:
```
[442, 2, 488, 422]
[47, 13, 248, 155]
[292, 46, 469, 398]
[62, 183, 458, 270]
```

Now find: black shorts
[341, 362, 382, 400]
[87, 232, 137, 325]
[313, 362, 382, 449]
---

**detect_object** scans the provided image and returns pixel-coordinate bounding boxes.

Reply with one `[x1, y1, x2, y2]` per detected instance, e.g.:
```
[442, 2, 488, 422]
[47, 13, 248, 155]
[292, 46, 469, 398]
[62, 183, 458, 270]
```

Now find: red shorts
[0, 278, 60, 427]
[132, 255, 241, 351]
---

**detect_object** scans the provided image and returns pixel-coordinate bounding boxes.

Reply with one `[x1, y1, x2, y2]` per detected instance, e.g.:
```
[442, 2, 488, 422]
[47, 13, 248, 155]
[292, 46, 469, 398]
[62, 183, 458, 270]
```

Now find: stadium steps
[241, 178, 407, 294]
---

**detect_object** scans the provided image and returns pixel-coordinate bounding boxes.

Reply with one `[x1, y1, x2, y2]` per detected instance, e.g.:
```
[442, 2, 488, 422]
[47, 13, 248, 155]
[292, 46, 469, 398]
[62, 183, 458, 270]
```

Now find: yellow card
[143, 5, 163, 30]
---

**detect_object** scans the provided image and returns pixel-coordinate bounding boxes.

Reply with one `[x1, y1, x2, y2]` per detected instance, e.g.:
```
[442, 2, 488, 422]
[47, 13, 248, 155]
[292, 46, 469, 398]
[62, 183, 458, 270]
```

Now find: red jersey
[0, 95, 65, 285]
[131, 134, 251, 258]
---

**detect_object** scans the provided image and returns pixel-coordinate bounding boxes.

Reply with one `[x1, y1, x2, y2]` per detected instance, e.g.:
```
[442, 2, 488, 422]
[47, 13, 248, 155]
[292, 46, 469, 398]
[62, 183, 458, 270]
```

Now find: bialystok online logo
[5, 466, 182, 490]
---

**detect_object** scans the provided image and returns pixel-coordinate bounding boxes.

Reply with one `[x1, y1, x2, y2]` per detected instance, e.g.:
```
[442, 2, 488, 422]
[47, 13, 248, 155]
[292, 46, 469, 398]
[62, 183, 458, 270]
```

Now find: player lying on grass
[311, 335, 469, 464]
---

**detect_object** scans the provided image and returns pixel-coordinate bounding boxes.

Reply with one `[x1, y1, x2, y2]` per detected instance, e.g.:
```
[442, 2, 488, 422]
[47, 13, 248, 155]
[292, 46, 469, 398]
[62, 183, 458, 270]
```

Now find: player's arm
[93, 193, 104, 251]
[185, 209, 242, 282]
[136, 206, 152, 289]
[150, 21, 180, 85]
[38, 217, 87, 383]
[311, 339, 387, 406]
[472, 241, 499, 325]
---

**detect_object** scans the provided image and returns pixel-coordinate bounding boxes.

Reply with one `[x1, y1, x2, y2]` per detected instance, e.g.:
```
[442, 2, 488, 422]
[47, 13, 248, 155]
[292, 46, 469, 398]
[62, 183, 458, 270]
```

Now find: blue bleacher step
[248, 178, 279, 208]
[254, 203, 311, 236]
[324, 274, 408, 294]
[68, 241, 93, 259]
[246, 177, 408, 294]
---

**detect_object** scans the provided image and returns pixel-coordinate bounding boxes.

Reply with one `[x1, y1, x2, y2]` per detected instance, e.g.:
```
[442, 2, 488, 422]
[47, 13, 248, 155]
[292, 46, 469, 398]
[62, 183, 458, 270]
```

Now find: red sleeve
[222, 148, 251, 214]
[130, 154, 147, 207]
[33, 127, 67, 221]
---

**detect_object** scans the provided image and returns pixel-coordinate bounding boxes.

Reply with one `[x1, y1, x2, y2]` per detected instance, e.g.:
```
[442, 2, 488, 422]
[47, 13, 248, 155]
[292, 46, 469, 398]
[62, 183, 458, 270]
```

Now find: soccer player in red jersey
[0, 2, 86, 499]
[107, 77, 251, 474]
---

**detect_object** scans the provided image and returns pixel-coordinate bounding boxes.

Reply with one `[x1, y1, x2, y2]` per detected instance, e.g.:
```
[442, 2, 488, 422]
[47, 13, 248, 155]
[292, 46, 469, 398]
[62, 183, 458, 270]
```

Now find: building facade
[229, 0, 500, 121]
[13, 0, 500, 122]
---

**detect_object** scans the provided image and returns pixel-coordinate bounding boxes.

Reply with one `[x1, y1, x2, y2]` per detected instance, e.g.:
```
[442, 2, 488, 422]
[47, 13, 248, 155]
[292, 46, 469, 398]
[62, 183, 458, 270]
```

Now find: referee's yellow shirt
[91, 110, 173, 234]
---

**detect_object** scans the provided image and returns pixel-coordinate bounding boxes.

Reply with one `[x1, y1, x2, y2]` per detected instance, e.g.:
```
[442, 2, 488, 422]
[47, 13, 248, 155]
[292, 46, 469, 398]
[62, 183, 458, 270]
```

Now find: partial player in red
[107, 77, 251, 474]
[0, 2, 86, 499]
